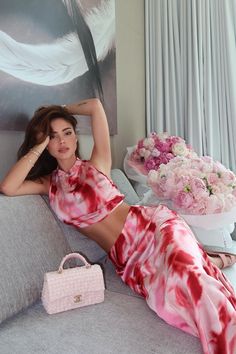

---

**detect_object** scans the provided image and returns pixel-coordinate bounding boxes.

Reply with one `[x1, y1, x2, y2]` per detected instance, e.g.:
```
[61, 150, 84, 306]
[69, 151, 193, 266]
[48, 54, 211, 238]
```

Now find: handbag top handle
[58, 253, 91, 274]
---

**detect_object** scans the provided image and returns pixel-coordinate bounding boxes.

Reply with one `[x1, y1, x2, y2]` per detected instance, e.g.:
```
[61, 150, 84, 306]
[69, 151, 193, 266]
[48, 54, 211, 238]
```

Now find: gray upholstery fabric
[0, 131, 24, 181]
[111, 168, 140, 205]
[0, 281, 202, 354]
[0, 195, 71, 325]
[230, 224, 236, 240]
[56, 222, 107, 262]
[1, 254, 235, 354]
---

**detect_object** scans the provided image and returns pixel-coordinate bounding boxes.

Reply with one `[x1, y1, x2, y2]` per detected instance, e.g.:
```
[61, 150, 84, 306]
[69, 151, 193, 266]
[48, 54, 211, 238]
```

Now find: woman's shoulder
[87, 158, 111, 177]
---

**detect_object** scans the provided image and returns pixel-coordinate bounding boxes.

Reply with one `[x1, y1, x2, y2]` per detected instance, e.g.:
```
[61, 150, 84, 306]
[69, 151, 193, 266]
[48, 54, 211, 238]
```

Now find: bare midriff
[78, 202, 131, 253]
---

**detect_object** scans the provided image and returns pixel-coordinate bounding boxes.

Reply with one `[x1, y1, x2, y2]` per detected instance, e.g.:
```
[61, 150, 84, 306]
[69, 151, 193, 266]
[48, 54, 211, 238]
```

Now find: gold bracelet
[23, 155, 35, 166]
[30, 148, 41, 157]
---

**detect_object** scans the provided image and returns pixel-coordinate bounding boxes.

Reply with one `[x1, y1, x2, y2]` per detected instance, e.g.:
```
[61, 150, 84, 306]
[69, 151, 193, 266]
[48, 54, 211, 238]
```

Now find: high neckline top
[49, 158, 125, 228]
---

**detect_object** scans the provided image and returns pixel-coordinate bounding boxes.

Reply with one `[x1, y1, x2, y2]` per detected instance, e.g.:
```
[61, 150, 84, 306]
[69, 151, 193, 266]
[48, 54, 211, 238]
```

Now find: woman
[1, 98, 236, 354]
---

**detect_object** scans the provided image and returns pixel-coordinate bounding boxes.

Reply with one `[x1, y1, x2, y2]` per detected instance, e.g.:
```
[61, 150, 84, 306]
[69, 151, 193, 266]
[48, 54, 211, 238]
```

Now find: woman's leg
[143, 207, 236, 354]
[109, 205, 236, 354]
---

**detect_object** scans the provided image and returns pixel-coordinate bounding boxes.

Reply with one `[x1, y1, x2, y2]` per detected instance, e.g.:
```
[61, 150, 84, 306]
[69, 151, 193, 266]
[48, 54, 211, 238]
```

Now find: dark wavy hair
[18, 105, 79, 180]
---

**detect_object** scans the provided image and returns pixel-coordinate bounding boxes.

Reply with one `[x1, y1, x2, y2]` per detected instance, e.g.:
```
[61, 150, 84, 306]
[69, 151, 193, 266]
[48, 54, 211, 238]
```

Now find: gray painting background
[0, 0, 117, 134]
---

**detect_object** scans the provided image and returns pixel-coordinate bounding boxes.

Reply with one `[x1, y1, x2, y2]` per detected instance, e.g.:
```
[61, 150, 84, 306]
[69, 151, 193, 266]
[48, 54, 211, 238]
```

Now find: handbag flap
[43, 264, 105, 300]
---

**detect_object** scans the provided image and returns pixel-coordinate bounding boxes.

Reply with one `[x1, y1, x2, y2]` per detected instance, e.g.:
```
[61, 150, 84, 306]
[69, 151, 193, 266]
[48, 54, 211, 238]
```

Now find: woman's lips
[58, 147, 69, 153]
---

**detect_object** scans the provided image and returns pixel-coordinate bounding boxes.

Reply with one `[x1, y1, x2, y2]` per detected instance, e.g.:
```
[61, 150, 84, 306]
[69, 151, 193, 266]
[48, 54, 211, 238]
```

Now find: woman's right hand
[35, 134, 50, 151]
[35, 135, 50, 154]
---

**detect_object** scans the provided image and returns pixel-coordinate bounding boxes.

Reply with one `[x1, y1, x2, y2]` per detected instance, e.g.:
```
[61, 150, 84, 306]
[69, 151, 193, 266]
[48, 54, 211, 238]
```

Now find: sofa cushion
[111, 168, 140, 205]
[0, 293, 202, 354]
[0, 131, 24, 182]
[0, 195, 71, 325]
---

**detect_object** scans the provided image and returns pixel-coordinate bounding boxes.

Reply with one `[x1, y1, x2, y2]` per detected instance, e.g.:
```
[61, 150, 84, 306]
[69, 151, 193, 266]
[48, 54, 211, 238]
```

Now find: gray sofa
[0, 132, 236, 354]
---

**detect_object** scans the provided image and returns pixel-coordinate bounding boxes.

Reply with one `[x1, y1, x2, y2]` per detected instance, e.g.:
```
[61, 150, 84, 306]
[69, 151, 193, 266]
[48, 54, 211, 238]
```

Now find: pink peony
[144, 157, 158, 171]
[155, 141, 171, 152]
[151, 148, 161, 157]
[206, 173, 219, 185]
[173, 191, 195, 210]
[221, 171, 236, 185]
[143, 150, 151, 160]
[205, 194, 225, 214]
[172, 142, 189, 157]
[190, 178, 209, 199]
[143, 137, 155, 149]
[138, 148, 146, 158]
[158, 152, 175, 165]
[225, 194, 236, 211]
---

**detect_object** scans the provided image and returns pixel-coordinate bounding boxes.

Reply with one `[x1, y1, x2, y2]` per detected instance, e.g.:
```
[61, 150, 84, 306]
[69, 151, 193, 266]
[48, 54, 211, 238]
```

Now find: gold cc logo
[74, 294, 82, 303]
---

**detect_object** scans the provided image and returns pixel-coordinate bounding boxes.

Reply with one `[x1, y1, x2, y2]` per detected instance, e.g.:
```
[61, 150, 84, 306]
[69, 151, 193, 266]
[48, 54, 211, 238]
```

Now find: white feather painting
[0, 0, 117, 133]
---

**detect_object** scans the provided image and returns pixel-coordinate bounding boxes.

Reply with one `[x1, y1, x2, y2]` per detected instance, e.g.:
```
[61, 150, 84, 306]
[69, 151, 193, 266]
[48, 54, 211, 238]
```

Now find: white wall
[80, 0, 146, 169]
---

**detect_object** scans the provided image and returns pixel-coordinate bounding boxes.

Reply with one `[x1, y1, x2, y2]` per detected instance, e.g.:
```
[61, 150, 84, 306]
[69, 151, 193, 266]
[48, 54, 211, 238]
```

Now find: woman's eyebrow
[51, 127, 72, 133]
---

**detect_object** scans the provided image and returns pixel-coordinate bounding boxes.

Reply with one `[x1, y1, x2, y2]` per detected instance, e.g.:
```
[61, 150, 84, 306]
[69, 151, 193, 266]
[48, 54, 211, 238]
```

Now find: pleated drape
[145, 0, 236, 170]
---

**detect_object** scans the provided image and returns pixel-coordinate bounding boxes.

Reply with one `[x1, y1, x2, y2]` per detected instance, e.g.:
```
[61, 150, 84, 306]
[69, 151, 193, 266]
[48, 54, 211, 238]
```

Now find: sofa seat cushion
[0, 292, 202, 354]
[1, 250, 235, 354]
[0, 195, 71, 325]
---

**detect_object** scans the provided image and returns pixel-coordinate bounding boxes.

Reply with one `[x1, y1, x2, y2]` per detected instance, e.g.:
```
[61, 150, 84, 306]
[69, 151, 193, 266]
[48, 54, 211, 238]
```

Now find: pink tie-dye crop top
[49, 158, 125, 228]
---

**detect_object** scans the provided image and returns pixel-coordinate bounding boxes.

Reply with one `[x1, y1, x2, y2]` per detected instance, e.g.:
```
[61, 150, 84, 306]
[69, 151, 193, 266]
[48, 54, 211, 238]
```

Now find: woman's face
[47, 118, 77, 161]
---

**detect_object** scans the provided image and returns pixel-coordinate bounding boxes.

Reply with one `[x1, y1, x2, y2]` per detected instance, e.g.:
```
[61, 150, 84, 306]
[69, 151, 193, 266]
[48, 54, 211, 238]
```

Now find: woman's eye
[65, 131, 72, 136]
[49, 135, 56, 140]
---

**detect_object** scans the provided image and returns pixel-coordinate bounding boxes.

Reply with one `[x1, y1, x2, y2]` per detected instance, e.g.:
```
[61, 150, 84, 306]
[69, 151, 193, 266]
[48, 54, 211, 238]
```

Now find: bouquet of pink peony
[147, 155, 236, 250]
[147, 155, 236, 215]
[128, 132, 197, 173]
[124, 133, 236, 251]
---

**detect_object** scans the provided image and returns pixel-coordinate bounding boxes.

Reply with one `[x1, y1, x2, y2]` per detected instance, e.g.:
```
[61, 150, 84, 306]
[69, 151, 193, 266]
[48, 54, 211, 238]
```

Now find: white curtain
[145, 0, 236, 171]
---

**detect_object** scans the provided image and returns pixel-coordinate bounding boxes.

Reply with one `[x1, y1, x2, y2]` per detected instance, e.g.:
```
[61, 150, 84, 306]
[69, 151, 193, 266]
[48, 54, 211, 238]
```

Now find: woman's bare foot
[207, 253, 236, 269]
[208, 254, 223, 268]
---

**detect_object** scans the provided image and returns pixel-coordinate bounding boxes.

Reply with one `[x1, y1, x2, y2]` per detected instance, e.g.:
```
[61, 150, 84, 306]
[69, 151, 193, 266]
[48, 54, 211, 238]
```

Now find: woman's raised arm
[65, 98, 111, 174]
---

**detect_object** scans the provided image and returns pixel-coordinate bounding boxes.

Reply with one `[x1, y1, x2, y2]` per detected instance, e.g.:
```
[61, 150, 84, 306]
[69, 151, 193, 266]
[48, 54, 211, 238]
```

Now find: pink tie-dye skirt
[108, 205, 236, 354]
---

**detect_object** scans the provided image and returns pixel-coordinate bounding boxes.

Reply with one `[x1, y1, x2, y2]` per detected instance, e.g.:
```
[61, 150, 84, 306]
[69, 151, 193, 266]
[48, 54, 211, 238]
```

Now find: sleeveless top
[49, 158, 125, 228]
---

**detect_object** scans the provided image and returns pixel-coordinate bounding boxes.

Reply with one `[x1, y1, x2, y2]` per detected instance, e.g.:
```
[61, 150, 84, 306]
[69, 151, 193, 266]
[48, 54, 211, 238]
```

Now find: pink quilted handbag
[41, 252, 105, 314]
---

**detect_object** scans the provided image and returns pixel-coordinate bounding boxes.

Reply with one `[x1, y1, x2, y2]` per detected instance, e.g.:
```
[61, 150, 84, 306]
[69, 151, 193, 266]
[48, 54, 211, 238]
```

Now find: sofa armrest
[111, 169, 140, 205]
